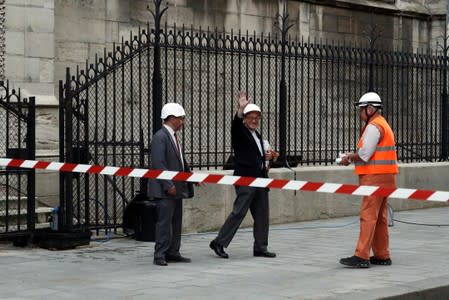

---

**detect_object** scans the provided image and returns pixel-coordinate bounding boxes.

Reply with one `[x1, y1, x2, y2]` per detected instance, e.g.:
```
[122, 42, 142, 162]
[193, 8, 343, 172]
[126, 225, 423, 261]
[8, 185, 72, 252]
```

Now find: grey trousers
[215, 186, 269, 251]
[154, 197, 183, 259]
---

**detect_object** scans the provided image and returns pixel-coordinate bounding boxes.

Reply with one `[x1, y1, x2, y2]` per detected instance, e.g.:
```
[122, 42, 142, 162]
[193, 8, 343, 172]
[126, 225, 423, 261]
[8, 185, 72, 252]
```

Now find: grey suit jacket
[147, 126, 191, 199]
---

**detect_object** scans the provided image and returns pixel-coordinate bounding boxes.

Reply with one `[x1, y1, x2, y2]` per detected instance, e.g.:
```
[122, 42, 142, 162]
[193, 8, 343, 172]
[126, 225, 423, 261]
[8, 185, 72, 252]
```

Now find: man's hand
[166, 186, 177, 196]
[236, 91, 250, 118]
[339, 153, 352, 166]
[269, 150, 279, 161]
[237, 90, 249, 107]
[265, 151, 273, 161]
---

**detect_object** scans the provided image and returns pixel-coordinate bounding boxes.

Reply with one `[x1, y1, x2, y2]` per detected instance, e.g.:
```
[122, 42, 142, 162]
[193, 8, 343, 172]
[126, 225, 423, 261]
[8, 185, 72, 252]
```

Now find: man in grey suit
[148, 103, 192, 266]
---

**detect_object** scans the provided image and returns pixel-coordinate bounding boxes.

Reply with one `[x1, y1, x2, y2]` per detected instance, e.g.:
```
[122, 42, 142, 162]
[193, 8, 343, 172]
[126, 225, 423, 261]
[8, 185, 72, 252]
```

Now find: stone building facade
[2, 0, 448, 153]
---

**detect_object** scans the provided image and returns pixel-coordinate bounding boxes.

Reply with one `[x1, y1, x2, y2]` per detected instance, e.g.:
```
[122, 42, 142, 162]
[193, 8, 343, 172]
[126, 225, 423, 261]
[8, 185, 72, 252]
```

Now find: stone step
[0, 222, 51, 232]
[0, 207, 52, 226]
[0, 196, 28, 210]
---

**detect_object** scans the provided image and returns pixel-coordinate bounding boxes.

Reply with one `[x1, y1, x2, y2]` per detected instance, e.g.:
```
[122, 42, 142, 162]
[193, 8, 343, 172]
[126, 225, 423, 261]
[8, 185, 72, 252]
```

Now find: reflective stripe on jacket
[355, 115, 398, 175]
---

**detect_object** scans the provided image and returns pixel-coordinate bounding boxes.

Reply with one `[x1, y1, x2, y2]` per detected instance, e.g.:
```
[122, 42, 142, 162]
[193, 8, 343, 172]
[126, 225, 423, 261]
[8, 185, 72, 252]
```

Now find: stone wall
[53, 0, 447, 94]
[182, 162, 449, 233]
[5, 0, 55, 102]
[5, 0, 448, 98]
[1, 0, 447, 157]
[36, 160, 449, 233]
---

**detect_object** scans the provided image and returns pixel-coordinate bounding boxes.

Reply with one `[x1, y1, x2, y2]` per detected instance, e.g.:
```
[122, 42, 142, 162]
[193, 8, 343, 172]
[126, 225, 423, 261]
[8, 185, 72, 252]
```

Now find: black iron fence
[59, 21, 449, 233]
[0, 80, 36, 239]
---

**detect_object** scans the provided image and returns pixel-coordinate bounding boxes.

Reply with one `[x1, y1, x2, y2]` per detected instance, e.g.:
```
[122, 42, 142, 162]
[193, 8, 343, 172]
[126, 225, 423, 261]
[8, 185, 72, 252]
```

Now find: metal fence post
[58, 80, 65, 232]
[63, 68, 74, 231]
[277, 1, 293, 167]
[26, 96, 36, 233]
[441, 10, 449, 160]
[148, 0, 168, 135]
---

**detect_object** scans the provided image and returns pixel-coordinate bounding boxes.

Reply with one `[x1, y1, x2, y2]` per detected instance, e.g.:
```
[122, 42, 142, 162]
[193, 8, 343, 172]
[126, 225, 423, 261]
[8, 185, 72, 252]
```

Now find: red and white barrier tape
[1, 158, 449, 202]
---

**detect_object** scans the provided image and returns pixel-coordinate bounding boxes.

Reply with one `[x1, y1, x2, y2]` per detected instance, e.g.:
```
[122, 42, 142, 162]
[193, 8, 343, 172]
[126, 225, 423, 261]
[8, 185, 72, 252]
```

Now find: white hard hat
[355, 92, 383, 107]
[161, 103, 185, 119]
[243, 103, 261, 115]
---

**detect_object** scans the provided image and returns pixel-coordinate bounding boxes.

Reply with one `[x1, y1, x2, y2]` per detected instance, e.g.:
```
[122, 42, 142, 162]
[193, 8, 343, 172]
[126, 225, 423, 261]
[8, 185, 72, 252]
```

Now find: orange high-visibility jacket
[355, 115, 398, 175]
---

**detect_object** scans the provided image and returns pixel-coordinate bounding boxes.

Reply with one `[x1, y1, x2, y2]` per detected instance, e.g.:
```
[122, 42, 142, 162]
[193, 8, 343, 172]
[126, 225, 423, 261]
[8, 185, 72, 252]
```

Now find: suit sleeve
[231, 114, 246, 141]
[151, 133, 174, 191]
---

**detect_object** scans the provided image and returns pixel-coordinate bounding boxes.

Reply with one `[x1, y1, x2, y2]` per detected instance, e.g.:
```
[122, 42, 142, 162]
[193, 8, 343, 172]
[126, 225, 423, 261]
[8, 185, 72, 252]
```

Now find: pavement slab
[1, 206, 449, 299]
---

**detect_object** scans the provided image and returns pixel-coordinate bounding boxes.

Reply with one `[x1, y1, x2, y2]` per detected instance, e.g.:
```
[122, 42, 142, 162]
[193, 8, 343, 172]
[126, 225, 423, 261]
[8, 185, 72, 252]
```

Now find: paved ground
[1, 206, 449, 300]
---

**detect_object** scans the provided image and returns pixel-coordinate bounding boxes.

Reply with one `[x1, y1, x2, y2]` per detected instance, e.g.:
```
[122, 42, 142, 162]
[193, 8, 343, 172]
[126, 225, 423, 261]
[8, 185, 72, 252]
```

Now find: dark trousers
[215, 186, 269, 251]
[154, 197, 183, 259]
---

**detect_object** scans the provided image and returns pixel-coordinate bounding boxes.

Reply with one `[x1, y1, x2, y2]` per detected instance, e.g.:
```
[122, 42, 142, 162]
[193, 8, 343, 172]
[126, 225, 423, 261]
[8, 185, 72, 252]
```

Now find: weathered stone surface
[3, 0, 447, 157]
[39, 58, 53, 83]
[5, 54, 24, 79]
[5, 31, 24, 55]
[25, 7, 54, 32]
[55, 41, 88, 62]
[105, 0, 129, 22]
[20, 82, 54, 96]
[55, 0, 106, 19]
[24, 57, 40, 81]
[5, 5, 25, 30]
[55, 18, 105, 44]
[105, 21, 120, 43]
[25, 32, 54, 58]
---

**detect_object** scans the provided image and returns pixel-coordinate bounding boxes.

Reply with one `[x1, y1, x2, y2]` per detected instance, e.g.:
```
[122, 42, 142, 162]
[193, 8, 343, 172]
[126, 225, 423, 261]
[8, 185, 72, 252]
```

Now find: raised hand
[237, 91, 249, 109]
[237, 91, 249, 117]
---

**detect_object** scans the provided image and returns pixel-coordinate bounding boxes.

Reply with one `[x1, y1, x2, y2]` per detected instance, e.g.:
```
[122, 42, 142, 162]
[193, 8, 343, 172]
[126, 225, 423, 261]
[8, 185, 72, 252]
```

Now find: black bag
[183, 182, 194, 199]
[183, 164, 195, 199]
[123, 191, 157, 242]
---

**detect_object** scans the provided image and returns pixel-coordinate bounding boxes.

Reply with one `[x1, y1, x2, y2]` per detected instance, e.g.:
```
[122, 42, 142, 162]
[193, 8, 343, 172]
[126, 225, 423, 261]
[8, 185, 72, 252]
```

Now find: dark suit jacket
[231, 114, 267, 178]
[148, 126, 193, 199]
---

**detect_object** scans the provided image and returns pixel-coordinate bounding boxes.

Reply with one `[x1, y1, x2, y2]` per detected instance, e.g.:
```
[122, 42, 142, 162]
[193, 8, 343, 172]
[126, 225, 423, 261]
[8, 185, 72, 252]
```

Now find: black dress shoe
[153, 257, 168, 266]
[253, 250, 276, 258]
[165, 255, 191, 263]
[209, 240, 229, 258]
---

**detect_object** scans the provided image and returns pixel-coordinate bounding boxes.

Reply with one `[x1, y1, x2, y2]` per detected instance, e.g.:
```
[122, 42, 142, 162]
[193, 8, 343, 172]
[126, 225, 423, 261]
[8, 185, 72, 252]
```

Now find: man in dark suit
[209, 91, 276, 259]
[148, 103, 192, 266]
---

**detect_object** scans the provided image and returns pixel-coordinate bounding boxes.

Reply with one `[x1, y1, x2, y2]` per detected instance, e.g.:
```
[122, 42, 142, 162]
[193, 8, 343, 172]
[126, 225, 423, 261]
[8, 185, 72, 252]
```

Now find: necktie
[174, 132, 181, 158]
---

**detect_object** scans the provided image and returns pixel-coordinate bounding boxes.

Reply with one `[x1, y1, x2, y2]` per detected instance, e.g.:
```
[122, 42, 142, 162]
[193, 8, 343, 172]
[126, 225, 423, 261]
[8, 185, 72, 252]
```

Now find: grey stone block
[106, 0, 130, 22]
[337, 16, 352, 34]
[5, 31, 24, 55]
[55, 0, 105, 19]
[55, 41, 88, 62]
[25, 7, 54, 33]
[39, 58, 54, 83]
[55, 18, 105, 44]
[24, 56, 40, 81]
[5, 5, 25, 30]
[105, 21, 120, 43]
[5, 54, 25, 79]
[20, 81, 55, 96]
[25, 32, 54, 58]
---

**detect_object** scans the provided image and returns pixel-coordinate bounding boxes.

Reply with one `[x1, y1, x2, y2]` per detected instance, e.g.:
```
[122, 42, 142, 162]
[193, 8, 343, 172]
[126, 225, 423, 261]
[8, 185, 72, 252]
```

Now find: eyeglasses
[245, 116, 261, 121]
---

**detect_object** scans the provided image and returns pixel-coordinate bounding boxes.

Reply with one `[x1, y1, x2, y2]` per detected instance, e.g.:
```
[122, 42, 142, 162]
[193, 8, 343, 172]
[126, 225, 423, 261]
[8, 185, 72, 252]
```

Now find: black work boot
[370, 256, 392, 266]
[339, 255, 370, 268]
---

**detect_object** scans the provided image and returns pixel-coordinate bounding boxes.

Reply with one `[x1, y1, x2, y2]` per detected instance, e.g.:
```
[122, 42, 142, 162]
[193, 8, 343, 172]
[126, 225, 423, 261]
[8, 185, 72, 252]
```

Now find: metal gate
[59, 3, 449, 236]
[0, 80, 36, 240]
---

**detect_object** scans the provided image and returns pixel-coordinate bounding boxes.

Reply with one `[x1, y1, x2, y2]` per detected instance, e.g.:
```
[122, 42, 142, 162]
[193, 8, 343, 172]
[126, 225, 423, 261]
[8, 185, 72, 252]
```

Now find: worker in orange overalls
[339, 92, 398, 268]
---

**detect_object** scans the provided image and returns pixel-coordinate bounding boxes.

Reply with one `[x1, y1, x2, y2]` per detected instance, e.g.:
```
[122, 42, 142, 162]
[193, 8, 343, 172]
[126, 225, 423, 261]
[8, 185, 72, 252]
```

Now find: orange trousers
[354, 173, 397, 260]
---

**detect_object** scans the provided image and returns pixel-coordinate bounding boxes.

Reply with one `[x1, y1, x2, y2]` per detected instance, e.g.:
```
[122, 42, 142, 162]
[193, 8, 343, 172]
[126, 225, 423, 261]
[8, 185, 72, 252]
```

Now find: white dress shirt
[163, 124, 184, 169]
